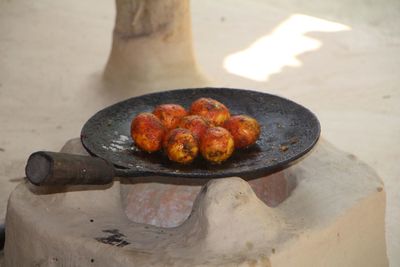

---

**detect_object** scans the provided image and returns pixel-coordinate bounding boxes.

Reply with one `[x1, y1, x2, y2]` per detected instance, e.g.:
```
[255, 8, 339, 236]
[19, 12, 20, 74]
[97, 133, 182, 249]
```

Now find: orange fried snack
[224, 115, 260, 148]
[163, 128, 199, 164]
[200, 127, 234, 164]
[178, 115, 210, 140]
[131, 113, 165, 152]
[153, 104, 188, 130]
[190, 98, 230, 126]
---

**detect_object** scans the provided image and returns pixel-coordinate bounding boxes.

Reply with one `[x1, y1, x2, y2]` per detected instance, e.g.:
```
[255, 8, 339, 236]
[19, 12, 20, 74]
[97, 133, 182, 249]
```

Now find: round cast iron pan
[80, 87, 320, 179]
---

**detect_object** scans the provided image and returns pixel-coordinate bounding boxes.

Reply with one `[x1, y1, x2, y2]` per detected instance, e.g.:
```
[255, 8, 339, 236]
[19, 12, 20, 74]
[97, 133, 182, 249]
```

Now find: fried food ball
[224, 115, 261, 149]
[190, 98, 230, 126]
[178, 115, 210, 140]
[200, 127, 234, 164]
[131, 113, 165, 152]
[163, 128, 199, 164]
[153, 104, 188, 130]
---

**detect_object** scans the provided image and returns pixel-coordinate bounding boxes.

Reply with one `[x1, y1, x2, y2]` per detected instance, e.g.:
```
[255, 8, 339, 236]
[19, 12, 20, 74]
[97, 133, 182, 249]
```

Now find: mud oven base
[4, 138, 387, 266]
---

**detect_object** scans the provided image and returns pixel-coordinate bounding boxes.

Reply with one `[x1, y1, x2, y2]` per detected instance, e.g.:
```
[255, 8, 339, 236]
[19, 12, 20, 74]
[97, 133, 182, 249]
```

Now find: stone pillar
[104, 0, 208, 92]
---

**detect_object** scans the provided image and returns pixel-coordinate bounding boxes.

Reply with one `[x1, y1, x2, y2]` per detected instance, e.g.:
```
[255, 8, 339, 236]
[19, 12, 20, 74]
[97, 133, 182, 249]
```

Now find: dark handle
[0, 223, 4, 251]
[25, 151, 115, 186]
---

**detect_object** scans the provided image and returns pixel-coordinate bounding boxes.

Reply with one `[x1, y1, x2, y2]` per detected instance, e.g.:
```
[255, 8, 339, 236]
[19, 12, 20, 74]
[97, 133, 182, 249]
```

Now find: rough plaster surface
[121, 166, 291, 228]
[4, 138, 387, 266]
[0, 0, 399, 264]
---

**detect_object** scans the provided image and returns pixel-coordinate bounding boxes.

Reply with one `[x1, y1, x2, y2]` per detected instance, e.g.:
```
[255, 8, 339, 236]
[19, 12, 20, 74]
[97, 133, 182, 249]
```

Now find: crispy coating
[190, 98, 230, 126]
[131, 113, 165, 152]
[178, 115, 210, 140]
[200, 127, 234, 164]
[224, 115, 260, 148]
[153, 104, 188, 130]
[163, 128, 199, 164]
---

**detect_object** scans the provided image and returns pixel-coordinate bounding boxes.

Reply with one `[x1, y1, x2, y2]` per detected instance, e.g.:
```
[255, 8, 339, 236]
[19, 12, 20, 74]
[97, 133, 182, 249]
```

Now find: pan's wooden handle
[25, 151, 115, 186]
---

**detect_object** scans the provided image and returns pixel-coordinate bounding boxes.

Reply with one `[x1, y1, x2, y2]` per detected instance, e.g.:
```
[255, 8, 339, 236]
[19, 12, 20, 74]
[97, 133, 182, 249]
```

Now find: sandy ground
[0, 0, 399, 265]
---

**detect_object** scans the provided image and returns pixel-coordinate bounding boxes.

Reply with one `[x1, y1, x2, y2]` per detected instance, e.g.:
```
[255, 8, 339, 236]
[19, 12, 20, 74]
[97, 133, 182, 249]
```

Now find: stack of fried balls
[130, 98, 260, 164]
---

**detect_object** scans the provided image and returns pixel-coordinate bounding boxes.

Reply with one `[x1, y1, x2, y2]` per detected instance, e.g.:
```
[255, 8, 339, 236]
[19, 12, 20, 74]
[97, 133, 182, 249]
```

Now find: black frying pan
[25, 88, 320, 186]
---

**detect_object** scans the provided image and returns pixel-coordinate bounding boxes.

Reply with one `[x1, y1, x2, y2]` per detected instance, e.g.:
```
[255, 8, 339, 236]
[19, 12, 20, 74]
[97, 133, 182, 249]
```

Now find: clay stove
[4, 138, 387, 266]
[3, 1, 387, 266]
